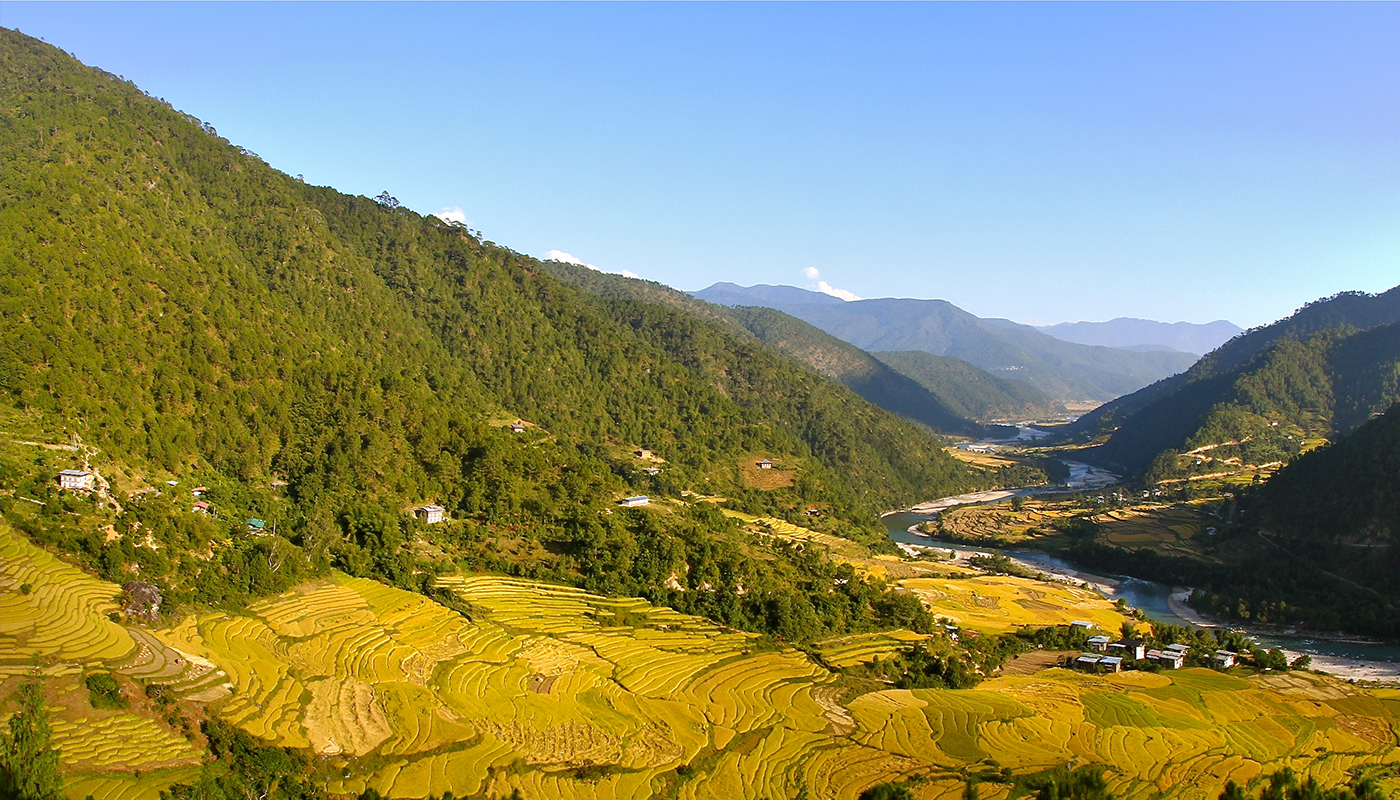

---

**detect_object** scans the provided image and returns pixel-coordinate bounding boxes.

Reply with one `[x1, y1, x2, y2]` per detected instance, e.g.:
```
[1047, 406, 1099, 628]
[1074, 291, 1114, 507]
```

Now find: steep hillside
[872, 350, 1066, 422]
[545, 263, 1005, 436]
[1034, 318, 1242, 356]
[692, 284, 1197, 404]
[1255, 402, 1399, 567]
[1067, 289, 1400, 477]
[0, 29, 992, 633]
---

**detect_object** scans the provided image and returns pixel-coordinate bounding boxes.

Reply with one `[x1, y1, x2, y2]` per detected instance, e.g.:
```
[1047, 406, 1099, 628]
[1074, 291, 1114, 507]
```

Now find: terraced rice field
[0, 528, 221, 795]
[937, 501, 1073, 545]
[722, 511, 942, 580]
[1094, 506, 1213, 557]
[817, 630, 932, 669]
[899, 574, 1127, 634]
[5, 523, 1399, 800]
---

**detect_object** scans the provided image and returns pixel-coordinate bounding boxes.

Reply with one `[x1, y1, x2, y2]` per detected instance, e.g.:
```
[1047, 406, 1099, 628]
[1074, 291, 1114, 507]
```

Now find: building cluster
[1071, 631, 1240, 673]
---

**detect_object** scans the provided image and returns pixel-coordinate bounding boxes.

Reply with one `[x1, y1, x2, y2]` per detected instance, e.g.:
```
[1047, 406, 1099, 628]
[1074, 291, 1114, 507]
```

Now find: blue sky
[6, 2, 1398, 327]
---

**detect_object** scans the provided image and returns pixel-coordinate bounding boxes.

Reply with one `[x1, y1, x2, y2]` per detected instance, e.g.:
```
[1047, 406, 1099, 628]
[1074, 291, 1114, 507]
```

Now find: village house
[1087, 635, 1113, 652]
[191, 486, 209, 498]
[414, 505, 446, 524]
[1075, 653, 1103, 671]
[1099, 655, 1123, 673]
[1146, 649, 1186, 669]
[1214, 650, 1238, 668]
[192, 500, 212, 515]
[642, 467, 662, 476]
[58, 469, 93, 490]
[635, 449, 652, 459]
[1069, 620, 1093, 631]
[1108, 641, 1147, 660]
[618, 496, 650, 508]
[246, 518, 267, 535]
[509, 422, 526, 433]
[755, 459, 774, 469]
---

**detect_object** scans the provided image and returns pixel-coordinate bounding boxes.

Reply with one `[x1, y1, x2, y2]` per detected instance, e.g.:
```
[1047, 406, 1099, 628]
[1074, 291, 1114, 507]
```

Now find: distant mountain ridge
[1066, 286, 1400, 477]
[1035, 318, 1243, 356]
[691, 283, 1197, 405]
[548, 265, 1056, 430]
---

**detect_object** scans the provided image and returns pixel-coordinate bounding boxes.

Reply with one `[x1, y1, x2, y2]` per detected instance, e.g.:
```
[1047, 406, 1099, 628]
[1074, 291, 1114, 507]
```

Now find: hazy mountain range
[692, 283, 1201, 405]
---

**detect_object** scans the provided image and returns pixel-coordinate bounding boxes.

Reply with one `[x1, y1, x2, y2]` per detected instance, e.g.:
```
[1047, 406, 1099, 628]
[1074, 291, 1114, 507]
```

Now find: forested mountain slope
[692, 284, 1197, 404]
[1066, 288, 1400, 477]
[1255, 401, 1399, 564]
[871, 350, 1065, 422]
[0, 29, 990, 633]
[544, 262, 1025, 436]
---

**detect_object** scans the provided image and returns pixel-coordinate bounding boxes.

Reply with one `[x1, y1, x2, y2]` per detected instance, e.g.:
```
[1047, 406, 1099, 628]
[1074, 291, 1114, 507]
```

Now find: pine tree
[0, 676, 63, 800]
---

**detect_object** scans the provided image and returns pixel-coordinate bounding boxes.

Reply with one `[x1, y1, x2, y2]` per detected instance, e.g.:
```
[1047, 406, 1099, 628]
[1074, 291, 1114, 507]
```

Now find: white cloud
[814, 281, 861, 302]
[435, 206, 468, 225]
[544, 250, 640, 281]
[544, 249, 591, 267]
[802, 267, 860, 301]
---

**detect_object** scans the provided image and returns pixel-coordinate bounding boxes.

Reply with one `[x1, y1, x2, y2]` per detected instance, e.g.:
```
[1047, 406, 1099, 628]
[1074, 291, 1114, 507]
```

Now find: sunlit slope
[0, 527, 214, 797]
[152, 571, 1398, 800]
[5, 524, 1399, 800]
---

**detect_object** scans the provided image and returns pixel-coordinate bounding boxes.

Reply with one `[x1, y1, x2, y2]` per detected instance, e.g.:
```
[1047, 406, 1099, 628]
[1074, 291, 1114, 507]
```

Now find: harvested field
[5, 524, 1399, 800]
[899, 574, 1126, 634]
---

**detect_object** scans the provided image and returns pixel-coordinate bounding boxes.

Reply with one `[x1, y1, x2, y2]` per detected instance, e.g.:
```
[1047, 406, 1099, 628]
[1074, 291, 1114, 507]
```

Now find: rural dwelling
[1069, 620, 1093, 631]
[415, 505, 446, 524]
[635, 449, 652, 459]
[618, 496, 650, 508]
[246, 518, 267, 535]
[57, 469, 93, 490]
[756, 459, 774, 469]
[191, 486, 209, 498]
[509, 422, 526, 433]
[642, 467, 662, 476]
[1075, 653, 1102, 671]
[1214, 650, 1238, 668]
[1147, 649, 1186, 669]
[1099, 656, 1123, 673]
[1164, 643, 1190, 657]
[1108, 641, 1147, 660]
[1087, 635, 1112, 652]
[192, 500, 212, 515]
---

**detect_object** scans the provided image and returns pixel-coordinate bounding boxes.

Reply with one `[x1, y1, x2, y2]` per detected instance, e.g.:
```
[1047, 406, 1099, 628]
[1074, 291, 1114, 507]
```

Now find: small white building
[1147, 649, 1186, 669]
[1108, 641, 1147, 660]
[642, 467, 661, 476]
[415, 505, 446, 524]
[509, 423, 526, 433]
[755, 459, 773, 470]
[1214, 650, 1237, 668]
[1099, 656, 1123, 673]
[1087, 635, 1113, 652]
[1069, 620, 1093, 631]
[618, 496, 650, 508]
[58, 469, 93, 490]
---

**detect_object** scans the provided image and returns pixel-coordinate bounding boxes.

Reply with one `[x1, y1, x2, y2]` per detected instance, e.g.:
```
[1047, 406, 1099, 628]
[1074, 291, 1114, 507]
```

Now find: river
[884, 490, 1400, 679]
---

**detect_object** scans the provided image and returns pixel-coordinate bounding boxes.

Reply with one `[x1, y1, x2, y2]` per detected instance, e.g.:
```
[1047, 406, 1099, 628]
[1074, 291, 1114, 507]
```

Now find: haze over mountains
[1034, 318, 1243, 356]
[692, 283, 1200, 405]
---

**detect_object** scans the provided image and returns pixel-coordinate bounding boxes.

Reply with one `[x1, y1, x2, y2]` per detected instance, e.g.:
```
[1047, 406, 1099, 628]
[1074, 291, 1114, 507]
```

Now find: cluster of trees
[0, 677, 62, 800]
[1219, 770, 1385, 800]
